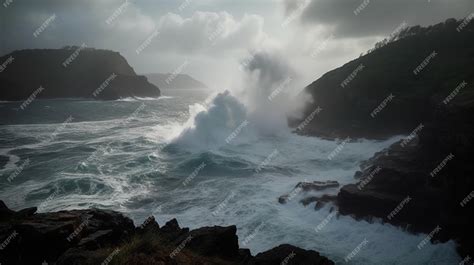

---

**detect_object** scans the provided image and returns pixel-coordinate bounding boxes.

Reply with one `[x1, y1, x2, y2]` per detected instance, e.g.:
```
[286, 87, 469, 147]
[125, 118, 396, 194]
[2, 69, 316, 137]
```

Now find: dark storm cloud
[284, 0, 474, 38]
[0, 0, 121, 54]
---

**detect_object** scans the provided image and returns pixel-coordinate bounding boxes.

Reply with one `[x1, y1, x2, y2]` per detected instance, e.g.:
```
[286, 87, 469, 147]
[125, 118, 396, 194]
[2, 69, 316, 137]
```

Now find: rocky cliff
[337, 96, 474, 257]
[291, 18, 474, 257]
[0, 48, 160, 100]
[0, 201, 334, 265]
[293, 18, 474, 139]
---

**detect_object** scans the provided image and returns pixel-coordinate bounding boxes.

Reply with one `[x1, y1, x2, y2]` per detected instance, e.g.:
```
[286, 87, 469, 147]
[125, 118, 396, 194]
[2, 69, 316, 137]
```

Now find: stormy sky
[1, 0, 472, 88]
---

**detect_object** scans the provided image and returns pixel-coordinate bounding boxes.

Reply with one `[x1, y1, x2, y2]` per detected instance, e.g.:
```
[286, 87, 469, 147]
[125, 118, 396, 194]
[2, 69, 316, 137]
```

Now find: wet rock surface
[300, 195, 338, 211]
[295, 181, 340, 192]
[278, 181, 339, 205]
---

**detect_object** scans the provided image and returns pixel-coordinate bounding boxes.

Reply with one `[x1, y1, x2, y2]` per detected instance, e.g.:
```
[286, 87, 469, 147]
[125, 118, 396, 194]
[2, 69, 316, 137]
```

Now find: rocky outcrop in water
[336, 83, 474, 256]
[0, 48, 160, 100]
[0, 201, 334, 265]
[278, 180, 339, 204]
[337, 72, 474, 256]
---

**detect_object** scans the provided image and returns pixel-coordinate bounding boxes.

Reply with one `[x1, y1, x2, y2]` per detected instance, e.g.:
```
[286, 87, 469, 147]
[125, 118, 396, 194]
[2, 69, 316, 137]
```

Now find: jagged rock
[314, 202, 325, 210]
[354, 171, 363, 179]
[161, 218, 180, 232]
[0, 202, 134, 264]
[278, 195, 289, 204]
[300, 195, 337, 206]
[337, 105, 474, 257]
[279, 181, 339, 204]
[136, 215, 160, 235]
[295, 181, 340, 191]
[160, 218, 189, 242]
[239, 248, 252, 262]
[0, 201, 335, 265]
[300, 195, 338, 210]
[338, 184, 409, 218]
[254, 244, 334, 265]
[187, 225, 240, 259]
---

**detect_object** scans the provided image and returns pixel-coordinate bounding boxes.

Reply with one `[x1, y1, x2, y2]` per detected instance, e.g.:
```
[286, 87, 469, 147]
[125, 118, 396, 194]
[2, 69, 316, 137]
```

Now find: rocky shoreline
[0, 201, 334, 265]
[289, 18, 474, 259]
[336, 103, 474, 257]
[295, 82, 474, 259]
[287, 106, 474, 258]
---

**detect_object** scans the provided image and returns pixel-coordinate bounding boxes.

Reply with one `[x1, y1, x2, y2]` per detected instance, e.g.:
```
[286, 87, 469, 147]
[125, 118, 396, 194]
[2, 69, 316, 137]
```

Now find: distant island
[145, 73, 208, 89]
[0, 47, 160, 100]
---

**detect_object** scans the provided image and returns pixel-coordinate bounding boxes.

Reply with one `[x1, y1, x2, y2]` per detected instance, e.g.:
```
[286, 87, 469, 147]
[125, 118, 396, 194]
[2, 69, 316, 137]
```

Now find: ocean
[0, 89, 462, 264]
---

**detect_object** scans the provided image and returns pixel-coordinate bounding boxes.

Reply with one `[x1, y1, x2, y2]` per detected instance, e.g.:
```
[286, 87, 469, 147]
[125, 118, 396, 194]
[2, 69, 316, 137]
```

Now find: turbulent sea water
[0, 89, 462, 264]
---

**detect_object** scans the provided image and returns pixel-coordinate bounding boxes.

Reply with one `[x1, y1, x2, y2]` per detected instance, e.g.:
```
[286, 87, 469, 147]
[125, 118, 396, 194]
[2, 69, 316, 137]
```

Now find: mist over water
[172, 51, 310, 151]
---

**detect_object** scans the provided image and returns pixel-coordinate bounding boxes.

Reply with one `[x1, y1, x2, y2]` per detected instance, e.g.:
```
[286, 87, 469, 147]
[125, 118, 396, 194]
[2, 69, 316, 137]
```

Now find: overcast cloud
[1, 0, 472, 88]
[285, 0, 474, 38]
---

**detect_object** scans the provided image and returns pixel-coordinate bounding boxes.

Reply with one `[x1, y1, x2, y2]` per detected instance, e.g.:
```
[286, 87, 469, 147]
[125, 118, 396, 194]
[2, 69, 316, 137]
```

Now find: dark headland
[290, 18, 474, 257]
[0, 47, 160, 101]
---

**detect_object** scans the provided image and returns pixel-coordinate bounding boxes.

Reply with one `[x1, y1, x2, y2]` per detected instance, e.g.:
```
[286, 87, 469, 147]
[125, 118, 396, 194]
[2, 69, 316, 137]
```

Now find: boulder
[295, 181, 340, 192]
[300, 195, 338, 210]
[279, 181, 339, 204]
[187, 225, 240, 259]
